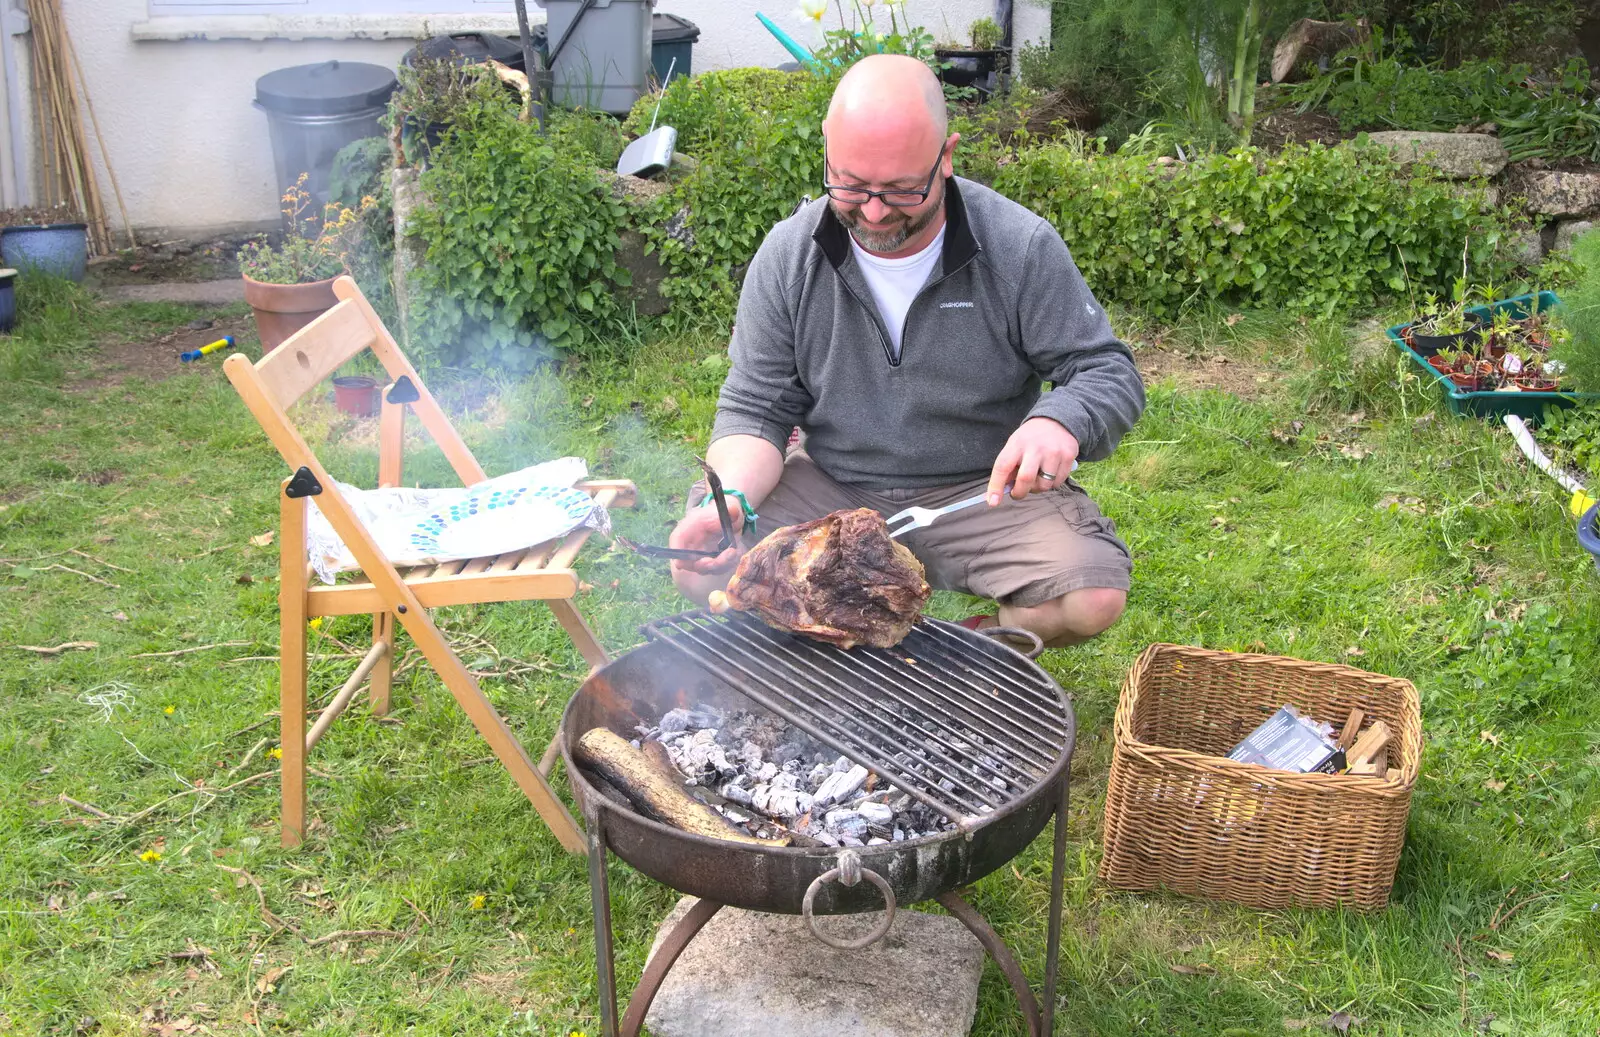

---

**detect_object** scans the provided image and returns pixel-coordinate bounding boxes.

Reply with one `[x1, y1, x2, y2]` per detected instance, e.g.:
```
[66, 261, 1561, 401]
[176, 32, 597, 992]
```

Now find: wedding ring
[1039, 471, 1057, 481]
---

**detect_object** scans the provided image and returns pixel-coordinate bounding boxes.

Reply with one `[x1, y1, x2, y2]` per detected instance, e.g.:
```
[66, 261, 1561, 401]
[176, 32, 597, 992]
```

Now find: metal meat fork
[886, 463, 1078, 539]
[886, 488, 1000, 539]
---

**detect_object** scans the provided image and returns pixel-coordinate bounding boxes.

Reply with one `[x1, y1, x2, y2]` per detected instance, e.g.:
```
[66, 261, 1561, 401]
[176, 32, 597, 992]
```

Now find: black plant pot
[935, 47, 1010, 93]
[1403, 312, 1486, 358]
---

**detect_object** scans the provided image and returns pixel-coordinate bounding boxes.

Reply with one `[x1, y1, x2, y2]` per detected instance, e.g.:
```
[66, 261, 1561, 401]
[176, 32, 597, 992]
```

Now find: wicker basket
[1099, 643, 1422, 912]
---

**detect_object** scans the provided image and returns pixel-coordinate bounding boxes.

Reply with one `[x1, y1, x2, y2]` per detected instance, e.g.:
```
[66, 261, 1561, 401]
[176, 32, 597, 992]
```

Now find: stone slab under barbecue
[642, 896, 985, 1037]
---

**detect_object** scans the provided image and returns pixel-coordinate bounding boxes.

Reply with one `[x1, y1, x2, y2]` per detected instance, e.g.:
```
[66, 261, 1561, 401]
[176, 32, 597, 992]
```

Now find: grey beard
[832, 190, 944, 253]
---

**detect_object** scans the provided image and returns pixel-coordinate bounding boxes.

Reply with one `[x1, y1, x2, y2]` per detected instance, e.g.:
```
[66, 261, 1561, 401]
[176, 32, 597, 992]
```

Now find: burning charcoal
[739, 741, 764, 767]
[771, 740, 807, 767]
[658, 708, 692, 735]
[755, 762, 778, 783]
[721, 783, 753, 807]
[807, 763, 831, 789]
[840, 835, 865, 847]
[824, 765, 869, 806]
[989, 778, 1009, 792]
[833, 756, 852, 773]
[816, 831, 841, 847]
[937, 778, 956, 793]
[867, 837, 889, 846]
[814, 752, 831, 767]
[781, 759, 803, 776]
[892, 828, 905, 841]
[890, 794, 912, 812]
[824, 809, 869, 841]
[760, 787, 813, 819]
[685, 703, 725, 729]
[857, 802, 893, 826]
[771, 772, 799, 791]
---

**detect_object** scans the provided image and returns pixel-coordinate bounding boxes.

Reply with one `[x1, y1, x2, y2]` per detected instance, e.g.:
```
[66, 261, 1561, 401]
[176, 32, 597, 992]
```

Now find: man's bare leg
[977, 587, 1127, 648]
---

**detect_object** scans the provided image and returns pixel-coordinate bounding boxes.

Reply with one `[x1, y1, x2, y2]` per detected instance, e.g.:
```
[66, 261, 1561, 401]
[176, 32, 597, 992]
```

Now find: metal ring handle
[977, 625, 1045, 660]
[801, 863, 897, 950]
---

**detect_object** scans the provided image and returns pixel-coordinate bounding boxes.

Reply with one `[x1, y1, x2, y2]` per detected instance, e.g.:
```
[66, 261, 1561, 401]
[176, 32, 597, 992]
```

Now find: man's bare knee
[1062, 587, 1126, 637]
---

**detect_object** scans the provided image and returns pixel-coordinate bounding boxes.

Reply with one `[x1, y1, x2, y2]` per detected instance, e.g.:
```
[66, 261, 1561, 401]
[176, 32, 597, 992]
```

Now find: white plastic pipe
[1503, 414, 1587, 496]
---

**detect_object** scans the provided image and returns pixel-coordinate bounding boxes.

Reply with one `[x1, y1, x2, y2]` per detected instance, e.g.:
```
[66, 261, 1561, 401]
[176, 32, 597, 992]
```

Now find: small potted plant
[238, 175, 366, 352]
[0, 204, 89, 282]
[1401, 293, 1485, 357]
[935, 16, 1009, 94]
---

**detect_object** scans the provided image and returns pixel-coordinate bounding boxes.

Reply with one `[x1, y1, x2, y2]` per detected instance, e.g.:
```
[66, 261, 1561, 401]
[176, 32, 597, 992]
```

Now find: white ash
[635, 704, 1017, 843]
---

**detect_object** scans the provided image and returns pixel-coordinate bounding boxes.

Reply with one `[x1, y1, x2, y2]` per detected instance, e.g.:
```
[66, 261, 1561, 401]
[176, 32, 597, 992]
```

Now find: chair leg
[280, 494, 309, 849]
[548, 599, 610, 673]
[370, 612, 394, 717]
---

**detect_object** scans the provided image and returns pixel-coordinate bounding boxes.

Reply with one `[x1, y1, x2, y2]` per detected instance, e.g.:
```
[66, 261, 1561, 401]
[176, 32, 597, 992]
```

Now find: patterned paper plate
[406, 484, 595, 560]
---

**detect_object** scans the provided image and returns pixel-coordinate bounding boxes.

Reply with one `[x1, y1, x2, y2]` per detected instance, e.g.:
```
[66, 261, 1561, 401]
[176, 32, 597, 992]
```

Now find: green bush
[993, 140, 1509, 317]
[623, 68, 824, 154]
[411, 99, 631, 371]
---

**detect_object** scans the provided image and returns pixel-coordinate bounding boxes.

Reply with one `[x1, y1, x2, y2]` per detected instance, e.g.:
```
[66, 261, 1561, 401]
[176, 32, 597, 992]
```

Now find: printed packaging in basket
[1099, 643, 1422, 911]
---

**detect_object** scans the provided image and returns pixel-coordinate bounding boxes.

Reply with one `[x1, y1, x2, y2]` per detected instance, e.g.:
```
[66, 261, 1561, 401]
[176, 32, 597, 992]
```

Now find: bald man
[667, 55, 1145, 648]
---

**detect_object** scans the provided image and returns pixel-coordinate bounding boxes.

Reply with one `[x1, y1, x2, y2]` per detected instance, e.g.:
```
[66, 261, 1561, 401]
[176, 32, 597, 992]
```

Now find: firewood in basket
[1337, 708, 1365, 750]
[707, 508, 931, 649]
[1346, 720, 1392, 768]
[574, 728, 791, 848]
[1348, 743, 1388, 779]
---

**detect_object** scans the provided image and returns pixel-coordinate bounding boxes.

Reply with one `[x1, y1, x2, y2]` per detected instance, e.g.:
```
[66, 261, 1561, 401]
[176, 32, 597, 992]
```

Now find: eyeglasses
[822, 141, 947, 208]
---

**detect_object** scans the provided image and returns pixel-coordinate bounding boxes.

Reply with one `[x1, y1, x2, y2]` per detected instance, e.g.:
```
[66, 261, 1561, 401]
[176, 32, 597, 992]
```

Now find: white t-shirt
[850, 223, 946, 362]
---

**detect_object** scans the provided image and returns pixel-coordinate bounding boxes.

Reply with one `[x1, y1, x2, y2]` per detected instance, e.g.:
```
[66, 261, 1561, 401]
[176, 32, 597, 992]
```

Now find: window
[146, 0, 517, 18]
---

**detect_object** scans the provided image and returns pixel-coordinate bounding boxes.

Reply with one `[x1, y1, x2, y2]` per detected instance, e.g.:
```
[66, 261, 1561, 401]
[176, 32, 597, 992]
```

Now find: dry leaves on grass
[1375, 495, 1427, 516]
[1485, 949, 1515, 963]
[1483, 779, 1507, 792]
[1481, 730, 1504, 747]
[1338, 442, 1372, 461]
[255, 965, 291, 995]
[249, 532, 274, 548]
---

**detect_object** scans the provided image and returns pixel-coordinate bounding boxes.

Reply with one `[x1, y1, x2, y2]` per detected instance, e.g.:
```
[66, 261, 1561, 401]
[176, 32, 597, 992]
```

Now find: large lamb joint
[707, 508, 932, 649]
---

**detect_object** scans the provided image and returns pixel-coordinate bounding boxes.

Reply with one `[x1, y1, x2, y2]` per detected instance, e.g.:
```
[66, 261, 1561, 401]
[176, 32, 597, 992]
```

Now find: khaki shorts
[703, 450, 1131, 609]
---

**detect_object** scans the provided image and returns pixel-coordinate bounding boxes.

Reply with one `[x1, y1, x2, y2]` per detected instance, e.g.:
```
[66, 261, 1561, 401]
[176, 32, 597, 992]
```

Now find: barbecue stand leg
[586, 805, 620, 1037]
[619, 897, 725, 1037]
[1042, 774, 1070, 1035]
[935, 890, 1045, 1036]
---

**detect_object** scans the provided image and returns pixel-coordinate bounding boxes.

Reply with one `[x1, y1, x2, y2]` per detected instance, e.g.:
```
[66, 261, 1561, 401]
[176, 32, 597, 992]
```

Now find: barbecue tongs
[619, 457, 740, 561]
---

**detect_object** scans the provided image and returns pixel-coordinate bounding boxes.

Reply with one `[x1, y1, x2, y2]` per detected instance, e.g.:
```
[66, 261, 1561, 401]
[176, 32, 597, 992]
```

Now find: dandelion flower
[469, 894, 487, 910]
[795, 0, 826, 22]
[267, 747, 283, 760]
[139, 849, 162, 863]
[309, 618, 323, 631]
[163, 705, 175, 715]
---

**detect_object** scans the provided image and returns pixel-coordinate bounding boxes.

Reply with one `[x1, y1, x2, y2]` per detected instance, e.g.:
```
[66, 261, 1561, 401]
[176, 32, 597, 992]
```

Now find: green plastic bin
[651, 13, 699, 82]
[1385, 291, 1600, 418]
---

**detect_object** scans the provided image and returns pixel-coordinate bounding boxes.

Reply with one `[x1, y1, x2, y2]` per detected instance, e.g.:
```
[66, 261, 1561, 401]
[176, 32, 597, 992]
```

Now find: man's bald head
[824, 55, 947, 142]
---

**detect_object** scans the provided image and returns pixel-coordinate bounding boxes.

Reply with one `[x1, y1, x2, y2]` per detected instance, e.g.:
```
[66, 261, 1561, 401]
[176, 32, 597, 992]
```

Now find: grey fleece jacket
[712, 176, 1146, 489]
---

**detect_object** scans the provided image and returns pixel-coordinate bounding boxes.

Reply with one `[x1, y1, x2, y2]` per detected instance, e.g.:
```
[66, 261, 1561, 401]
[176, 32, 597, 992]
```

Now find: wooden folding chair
[223, 276, 634, 854]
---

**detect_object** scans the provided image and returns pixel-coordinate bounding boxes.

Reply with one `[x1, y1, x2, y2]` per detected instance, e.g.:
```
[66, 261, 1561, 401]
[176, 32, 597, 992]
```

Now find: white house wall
[52, 1, 1049, 238]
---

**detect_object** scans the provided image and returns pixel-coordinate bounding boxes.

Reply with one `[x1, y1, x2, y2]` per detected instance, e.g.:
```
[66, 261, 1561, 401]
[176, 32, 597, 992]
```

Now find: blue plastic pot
[0, 223, 88, 282]
[0, 268, 15, 334]
[1580, 502, 1600, 576]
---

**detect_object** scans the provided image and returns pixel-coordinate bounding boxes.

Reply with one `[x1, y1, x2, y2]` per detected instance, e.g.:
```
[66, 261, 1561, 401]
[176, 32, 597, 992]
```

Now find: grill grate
[639, 610, 1072, 826]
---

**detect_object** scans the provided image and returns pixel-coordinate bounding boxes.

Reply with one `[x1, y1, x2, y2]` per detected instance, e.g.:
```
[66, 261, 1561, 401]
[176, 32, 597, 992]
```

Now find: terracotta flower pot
[332, 375, 380, 417]
[242, 274, 339, 352]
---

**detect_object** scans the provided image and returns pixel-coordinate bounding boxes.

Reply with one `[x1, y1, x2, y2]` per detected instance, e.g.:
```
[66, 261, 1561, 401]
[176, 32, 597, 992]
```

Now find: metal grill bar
[641, 611, 1070, 824]
[740, 624, 1048, 784]
[650, 617, 979, 822]
[706, 626, 1010, 808]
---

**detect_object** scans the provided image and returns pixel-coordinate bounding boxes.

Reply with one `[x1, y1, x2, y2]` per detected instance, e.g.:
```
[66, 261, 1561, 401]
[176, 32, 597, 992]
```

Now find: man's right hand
[667, 503, 746, 576]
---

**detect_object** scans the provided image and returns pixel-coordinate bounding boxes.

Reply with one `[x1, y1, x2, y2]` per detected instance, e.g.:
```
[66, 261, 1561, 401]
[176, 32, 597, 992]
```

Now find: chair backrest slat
[253, 300, 380, 411]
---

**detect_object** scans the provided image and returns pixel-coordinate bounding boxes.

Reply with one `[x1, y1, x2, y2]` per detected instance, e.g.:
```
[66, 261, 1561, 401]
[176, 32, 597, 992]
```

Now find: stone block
[1364, 131, 1508, 178]
[1553, 219, 1596, 254]
[1516, 171, 1600, 218]
[1501, 227, 1547, 267]
[642, 897, 986, 1037]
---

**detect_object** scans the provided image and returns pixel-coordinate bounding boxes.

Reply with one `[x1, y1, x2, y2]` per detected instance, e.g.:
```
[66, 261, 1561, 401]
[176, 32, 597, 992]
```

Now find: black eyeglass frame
[821, 140, 949, 208]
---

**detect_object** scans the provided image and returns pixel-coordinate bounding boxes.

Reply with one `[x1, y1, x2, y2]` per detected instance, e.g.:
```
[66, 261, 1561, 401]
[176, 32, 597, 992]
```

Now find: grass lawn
[1, 279, 1598, 1036]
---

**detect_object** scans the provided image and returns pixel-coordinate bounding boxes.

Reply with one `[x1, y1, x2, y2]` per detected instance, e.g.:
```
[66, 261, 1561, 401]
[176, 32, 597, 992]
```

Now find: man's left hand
[987, 417, 1080, 504]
